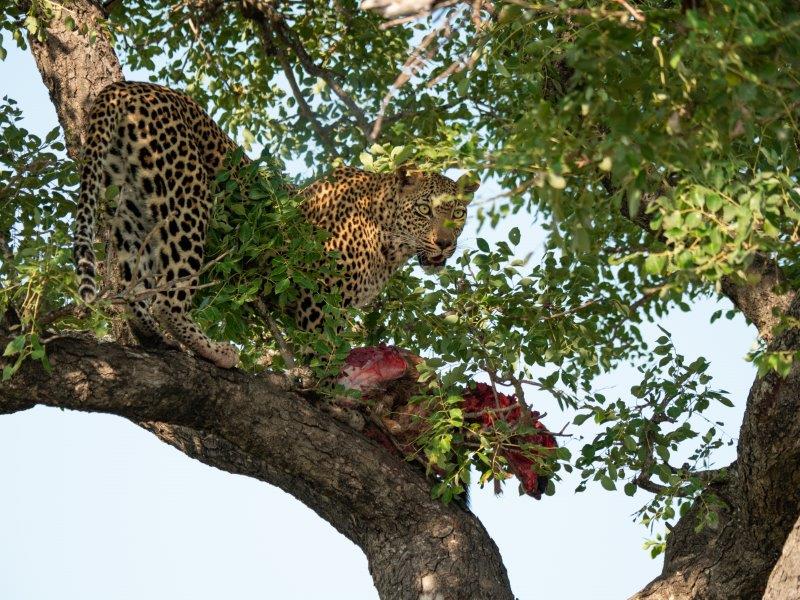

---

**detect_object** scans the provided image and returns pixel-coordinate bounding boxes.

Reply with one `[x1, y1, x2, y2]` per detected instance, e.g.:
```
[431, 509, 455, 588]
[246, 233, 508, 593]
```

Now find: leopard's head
[394, 166, 479, 273]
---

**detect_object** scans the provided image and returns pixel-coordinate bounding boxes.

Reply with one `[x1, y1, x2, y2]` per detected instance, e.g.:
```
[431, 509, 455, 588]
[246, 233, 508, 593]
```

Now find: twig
[270, 18, 371, 138]
[243, 4, 339, 156]
[37, 303, 83, 328]
[369, 17, 451, 141]
[426, 27, 483, 88]
[243, 1, 369, 140]
[255, 299, 296, 369]
[368, 100, 463, 139]
[462, 403, 520, 420]
[613, 0, 645, 22]
[110, 280, 219, 305]
[424, 0, 491, 89]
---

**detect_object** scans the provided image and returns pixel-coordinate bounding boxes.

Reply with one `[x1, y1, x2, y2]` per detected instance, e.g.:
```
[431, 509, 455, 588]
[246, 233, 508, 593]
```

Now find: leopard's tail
[73, 84, 125, 303]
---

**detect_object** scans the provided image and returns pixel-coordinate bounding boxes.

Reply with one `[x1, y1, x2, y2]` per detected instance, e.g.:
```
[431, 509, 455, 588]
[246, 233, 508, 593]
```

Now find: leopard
[73, 81, 479, 369]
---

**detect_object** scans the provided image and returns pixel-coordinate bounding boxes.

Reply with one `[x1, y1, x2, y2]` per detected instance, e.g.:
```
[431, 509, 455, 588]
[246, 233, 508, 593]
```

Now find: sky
[0, 39, 759, 600]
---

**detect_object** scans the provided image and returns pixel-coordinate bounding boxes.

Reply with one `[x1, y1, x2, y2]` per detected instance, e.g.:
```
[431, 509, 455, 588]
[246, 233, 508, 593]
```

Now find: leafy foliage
[0, 95, 80, 379]
[197, 150, 357, 373]
[3, 0, 800, 547]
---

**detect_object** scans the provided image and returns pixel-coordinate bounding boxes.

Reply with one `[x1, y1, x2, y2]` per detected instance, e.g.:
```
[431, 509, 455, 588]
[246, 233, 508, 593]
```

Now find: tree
[2, 1, 800, 598]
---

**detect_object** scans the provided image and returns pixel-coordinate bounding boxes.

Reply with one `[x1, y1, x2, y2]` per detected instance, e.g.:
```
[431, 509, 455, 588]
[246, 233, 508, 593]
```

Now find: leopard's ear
[456, 173, 480, 198]
[396, 162, 424, 189]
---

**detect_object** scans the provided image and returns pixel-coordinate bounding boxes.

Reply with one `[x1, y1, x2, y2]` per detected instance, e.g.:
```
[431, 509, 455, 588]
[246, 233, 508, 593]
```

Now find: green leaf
[644, 254, 666, 275]
[359, 152, 373, 168]
[573, 413, 591, 425]
[105, 185, 120, 200]
[3, 335, 26, 357]
[600, 476, 616, 491]
[705, 194, 723, 212]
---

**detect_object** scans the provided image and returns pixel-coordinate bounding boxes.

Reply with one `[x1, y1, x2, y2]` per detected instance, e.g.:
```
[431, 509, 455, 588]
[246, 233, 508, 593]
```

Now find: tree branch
[27, 0, 123, 160]
[370, 18, 451, 141]
[241, 0, 370, 141]
[719, 252, 793, 340]
[360, 0, 462, 23]
[763, 514, 800, 600]
[245, 8, 340, 157]
[0, 335, 514, 599]
[271, 17, 371, 138]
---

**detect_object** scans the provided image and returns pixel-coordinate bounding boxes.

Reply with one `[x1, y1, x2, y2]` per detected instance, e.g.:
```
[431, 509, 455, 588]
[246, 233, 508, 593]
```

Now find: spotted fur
[73, 81, 478, 367]
[297, 166, 478, 330]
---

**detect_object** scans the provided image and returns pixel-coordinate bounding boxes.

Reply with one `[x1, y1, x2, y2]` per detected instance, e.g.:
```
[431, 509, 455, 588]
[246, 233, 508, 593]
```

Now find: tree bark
[763, 514, 800, 600]
[26, 0, 123, 160]
[629, 291, 800, 600]
[0, 335, 513, 599]
[10, 2, 515, 599]
[26, 0, 134, 341]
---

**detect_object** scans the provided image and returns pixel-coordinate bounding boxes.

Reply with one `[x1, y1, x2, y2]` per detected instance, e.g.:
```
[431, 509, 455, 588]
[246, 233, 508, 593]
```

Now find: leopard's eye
[416, 204, 431, 216]
[452, 208, 466, 220]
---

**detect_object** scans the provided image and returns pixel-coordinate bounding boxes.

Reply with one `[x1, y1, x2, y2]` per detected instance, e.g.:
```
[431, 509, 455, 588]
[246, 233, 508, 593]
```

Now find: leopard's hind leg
[111, 188, 175, 348]
[147, 155, 238, 369]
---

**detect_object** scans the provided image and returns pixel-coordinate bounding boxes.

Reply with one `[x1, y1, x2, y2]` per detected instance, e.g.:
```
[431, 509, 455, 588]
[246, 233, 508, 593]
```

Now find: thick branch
[25, 1, 135, 342]
[763, 514, 800, 600]
[632, 292, 800, 599]
[0, 335, 513, 599]
[360, 0, 462, 24]
[719, 252, 793, 339]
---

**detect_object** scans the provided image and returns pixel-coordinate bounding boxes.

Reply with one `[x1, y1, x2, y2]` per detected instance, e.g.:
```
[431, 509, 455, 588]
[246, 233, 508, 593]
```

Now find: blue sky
[0, 41, 758, 600]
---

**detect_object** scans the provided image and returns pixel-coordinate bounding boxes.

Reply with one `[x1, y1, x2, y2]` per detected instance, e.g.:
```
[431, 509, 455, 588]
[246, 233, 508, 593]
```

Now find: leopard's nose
[435, 238, 450, 250]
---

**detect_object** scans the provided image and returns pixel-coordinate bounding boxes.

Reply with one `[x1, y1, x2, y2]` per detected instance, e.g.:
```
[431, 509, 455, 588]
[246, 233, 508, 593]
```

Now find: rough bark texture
[629, 291, 800, 600]
[11, 3, 516, 599]
[27, 0, 133, 342]
[27, 1, 123, 160]
[0, 336, 513, 599]
[763, 515, 800, 600]
[720, 253, 793, 340]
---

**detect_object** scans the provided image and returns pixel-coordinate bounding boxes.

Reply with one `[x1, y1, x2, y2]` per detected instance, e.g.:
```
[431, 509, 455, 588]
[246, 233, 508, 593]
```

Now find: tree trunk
[763, 514, 800, 599]
[27, 0, 123, 160]
[630, 292, 800, 600]
[10, 3, 515, 599]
